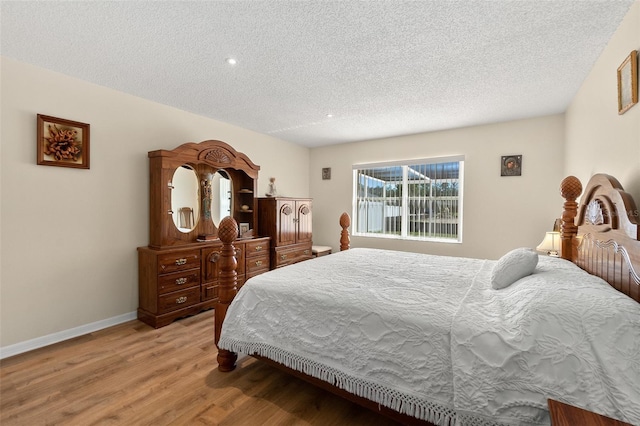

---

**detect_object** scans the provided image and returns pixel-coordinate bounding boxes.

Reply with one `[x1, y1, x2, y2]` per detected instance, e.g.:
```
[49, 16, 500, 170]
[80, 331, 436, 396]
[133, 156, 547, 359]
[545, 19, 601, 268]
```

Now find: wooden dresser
[138, 237, 269, 328]
[138, 140, 270, 328]
[258, 197, 313, 269]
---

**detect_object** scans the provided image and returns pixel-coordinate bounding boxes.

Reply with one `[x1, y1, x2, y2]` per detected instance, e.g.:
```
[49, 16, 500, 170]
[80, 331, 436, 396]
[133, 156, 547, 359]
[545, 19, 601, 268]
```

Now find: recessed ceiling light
[226, 58, 237, 66]
[326, 114, 333, 118]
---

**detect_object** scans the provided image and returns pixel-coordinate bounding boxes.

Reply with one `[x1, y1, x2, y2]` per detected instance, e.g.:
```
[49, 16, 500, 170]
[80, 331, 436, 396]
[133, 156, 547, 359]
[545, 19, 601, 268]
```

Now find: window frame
[352, 155, 464, 243]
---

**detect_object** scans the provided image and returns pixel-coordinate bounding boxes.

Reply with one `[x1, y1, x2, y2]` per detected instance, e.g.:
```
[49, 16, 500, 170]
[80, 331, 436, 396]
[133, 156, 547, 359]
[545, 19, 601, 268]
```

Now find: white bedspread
[218, 248, 640, 425]
[452, 256, 640, 425]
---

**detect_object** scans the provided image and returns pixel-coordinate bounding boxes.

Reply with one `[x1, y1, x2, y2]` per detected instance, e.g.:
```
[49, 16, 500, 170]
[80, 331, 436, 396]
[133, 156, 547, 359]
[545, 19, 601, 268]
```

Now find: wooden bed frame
[212, 173, 640, 425]
[560, 174, 639, 302]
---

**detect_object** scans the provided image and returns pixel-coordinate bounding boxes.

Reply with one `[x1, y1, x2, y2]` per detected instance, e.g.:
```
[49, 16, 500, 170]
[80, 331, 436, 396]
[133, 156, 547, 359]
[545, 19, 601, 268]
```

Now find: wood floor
[0, 310, 402, 425]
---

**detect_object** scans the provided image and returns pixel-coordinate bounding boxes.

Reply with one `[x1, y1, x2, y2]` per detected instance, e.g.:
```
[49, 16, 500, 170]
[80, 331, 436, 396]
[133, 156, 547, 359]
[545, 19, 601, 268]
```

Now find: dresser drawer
[157, 250, 200, 274]
[274, 243, 312, 268]
[158, 268, 200, 294]
[158, 286, 200, 313]
[202, 275, 247, 301]
[202, 282, 219, 301]
[245, 239, 270, 258]
[246, 255, 269, 275]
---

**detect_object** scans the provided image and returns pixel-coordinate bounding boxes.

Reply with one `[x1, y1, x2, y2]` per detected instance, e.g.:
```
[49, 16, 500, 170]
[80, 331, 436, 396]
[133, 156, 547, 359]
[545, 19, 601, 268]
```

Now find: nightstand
[548, 399, 632, 426]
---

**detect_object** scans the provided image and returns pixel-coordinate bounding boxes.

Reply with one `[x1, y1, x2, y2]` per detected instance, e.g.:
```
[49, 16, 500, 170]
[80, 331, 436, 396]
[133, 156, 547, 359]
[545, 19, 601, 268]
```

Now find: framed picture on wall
[37, 114, 90, 169]
[501, 155, 522, 176]
[617, 50, 638, 114]
[322, 167, 331, 180]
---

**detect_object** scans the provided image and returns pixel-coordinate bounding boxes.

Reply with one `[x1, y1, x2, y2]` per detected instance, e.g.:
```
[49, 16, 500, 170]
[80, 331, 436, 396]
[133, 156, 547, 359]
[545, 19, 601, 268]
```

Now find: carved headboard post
[559, 176, 583, 261]
[339, 212, 351, 251]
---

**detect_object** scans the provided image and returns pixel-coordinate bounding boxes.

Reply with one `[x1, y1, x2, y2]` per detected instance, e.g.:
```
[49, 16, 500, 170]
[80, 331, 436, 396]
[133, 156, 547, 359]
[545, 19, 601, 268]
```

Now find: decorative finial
[560, 176, 582, 200]
[339, 212, 351, 229]
[218, 216, 238, 244]
[339, 212, 351, 251]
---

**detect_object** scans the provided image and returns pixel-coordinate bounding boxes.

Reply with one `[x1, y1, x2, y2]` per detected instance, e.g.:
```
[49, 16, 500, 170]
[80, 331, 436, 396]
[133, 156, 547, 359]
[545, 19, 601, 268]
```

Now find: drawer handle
[176, 296, 188, 304]
[280, 254, 287, 260]
[175, 258, 187, 266]
[254, 246, 263, 251]
[175, 277, 188, 285]
[209, 252, 220, 263]
[304, 250, 309, 255]
[255, 260, 262, 267]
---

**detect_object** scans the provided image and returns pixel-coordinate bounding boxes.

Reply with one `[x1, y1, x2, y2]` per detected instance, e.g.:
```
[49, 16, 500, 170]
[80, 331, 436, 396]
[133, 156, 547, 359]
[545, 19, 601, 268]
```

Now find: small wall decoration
[322, 167, 331, 180]
[617, 50, 638, 114]
[501, 155, 522, 176]
[37, 114, 90, 169]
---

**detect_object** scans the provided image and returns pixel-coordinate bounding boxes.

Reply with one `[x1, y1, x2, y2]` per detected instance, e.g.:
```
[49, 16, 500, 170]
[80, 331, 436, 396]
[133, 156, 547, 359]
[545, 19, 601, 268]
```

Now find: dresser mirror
[208, 170, 232, 226]
[171, 165, 200, 233]
[147, 140, 260, 248]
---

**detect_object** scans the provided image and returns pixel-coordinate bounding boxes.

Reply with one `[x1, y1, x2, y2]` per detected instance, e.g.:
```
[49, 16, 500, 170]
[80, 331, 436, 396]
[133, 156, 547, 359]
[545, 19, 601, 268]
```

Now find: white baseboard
[0, 311, 138, 360]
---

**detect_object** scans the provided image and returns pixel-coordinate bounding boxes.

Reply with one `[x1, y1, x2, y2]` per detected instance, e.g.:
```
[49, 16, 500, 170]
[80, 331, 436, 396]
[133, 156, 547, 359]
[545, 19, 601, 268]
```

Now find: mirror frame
[147, 140, 259, 248]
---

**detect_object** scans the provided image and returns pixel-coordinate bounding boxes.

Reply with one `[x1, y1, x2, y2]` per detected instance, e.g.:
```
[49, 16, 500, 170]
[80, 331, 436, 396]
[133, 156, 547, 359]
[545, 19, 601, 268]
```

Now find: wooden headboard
[560, 174, 640, 302]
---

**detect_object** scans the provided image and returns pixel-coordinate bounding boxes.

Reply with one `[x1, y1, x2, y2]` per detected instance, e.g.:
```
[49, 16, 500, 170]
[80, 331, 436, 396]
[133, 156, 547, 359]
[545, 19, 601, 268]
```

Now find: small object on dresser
[265, 177, 277, 197]
[239, 223, 250, 237]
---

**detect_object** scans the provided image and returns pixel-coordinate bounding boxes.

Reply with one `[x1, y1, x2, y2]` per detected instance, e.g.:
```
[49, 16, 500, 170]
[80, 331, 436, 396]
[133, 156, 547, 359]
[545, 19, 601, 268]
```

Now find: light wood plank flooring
[1, 310, 401, 425]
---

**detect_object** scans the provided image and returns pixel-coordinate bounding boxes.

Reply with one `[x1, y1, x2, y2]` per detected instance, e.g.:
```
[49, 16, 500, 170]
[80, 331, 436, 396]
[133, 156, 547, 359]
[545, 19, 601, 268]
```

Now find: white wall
[310, 115, 566, 260]
[565, 1, 640, 201]
[0, 57, 309, 349]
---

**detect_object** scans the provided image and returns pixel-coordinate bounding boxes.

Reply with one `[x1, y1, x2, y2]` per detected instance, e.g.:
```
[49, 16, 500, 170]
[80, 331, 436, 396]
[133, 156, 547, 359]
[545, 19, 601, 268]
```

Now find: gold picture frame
[617, 50, 638, 115]
[37, 114, 90, 169]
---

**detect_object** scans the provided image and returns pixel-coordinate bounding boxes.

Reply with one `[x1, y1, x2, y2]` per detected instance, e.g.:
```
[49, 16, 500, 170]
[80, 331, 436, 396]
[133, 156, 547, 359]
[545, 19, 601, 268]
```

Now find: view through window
[353, 156, 464, 242]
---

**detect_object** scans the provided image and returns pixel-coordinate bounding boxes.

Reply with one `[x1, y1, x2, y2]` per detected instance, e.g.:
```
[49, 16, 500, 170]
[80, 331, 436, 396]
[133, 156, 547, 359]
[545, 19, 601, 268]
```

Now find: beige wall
[0, 57, 309, 349]
[310, 115, 566, 260]
[2, 2, 637, 354]
[565, 0, 640, 201]
[311, 1, 640, 261]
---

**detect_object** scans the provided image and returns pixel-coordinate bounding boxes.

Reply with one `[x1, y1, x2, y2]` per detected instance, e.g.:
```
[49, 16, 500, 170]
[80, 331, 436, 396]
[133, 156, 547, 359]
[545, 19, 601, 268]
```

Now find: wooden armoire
[258, 197, 313, 269]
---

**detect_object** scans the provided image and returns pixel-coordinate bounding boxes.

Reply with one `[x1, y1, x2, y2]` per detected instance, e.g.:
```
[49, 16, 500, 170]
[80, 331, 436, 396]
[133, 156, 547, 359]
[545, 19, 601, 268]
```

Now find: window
[353, 156, 464, 242]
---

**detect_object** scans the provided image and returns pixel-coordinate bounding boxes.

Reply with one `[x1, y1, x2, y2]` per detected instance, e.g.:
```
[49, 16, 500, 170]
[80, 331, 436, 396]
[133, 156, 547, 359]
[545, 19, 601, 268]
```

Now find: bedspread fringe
[218, 338, 456, 426]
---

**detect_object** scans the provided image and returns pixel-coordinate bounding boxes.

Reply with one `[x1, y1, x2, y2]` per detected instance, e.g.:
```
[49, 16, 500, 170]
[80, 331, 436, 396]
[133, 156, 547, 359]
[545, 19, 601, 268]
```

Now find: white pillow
[491, 248, 538, 289]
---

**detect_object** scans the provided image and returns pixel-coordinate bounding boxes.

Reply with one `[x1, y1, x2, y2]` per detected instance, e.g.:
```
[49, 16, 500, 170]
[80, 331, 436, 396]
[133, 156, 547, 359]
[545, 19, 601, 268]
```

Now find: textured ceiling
[0, 1, 634, 147]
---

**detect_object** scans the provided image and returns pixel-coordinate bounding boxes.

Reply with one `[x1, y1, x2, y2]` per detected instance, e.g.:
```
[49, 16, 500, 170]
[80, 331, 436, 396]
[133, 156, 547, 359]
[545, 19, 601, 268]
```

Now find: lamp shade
[536, 231, 560, 257]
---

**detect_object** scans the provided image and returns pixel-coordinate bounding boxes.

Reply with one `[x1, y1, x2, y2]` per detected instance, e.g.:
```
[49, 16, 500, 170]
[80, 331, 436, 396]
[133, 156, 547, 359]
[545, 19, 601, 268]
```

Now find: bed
[212, 173, 640, 426]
